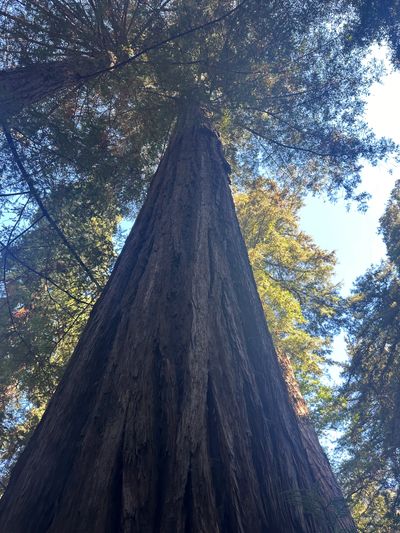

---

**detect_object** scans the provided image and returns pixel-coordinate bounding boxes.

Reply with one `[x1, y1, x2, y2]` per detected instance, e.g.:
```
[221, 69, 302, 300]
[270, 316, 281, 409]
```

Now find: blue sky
[299, 66, 400, 381]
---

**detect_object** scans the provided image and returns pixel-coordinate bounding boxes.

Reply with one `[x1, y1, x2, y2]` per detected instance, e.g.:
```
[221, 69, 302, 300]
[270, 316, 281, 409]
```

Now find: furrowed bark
[278, 350, 349, 524]
[0, 56, 109, 119]
[0, 105, 355, 532]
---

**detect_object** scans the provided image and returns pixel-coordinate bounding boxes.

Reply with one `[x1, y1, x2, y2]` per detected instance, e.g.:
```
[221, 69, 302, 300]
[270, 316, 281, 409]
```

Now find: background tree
[348, 0, 400, 67]
[0, 177, 122, 486]
[235, 178, 341, 429]
[337, 180, 400, 531]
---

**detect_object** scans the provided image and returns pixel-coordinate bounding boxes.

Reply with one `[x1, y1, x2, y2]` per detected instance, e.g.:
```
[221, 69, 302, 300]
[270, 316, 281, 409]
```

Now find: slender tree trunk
[0, 56, 109, 119]
[0, 105, 355, 532]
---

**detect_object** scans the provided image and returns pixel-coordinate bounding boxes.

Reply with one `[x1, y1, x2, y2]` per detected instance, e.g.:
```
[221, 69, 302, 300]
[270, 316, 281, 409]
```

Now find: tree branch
[0, 191, 31, 197]
[79, 0, 249, 80]
[0, 214, 45, 252]
[242, 125, 334, 158]
[0, 238, 92, 305]
[2, 124, 101, 289]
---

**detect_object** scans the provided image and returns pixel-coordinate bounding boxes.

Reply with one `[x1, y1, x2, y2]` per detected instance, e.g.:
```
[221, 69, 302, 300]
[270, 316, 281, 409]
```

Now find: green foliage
[338, 180, 400, 531]
[1, 0, 394, 204]
[235, 178, 341, 425]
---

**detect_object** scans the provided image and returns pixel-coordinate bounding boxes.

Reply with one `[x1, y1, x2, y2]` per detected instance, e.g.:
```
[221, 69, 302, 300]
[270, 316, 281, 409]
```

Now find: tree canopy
[1, 0, 394, 197]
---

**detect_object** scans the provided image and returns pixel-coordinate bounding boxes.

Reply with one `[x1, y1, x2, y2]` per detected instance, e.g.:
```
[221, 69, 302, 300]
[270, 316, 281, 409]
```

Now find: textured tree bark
[277, 350, 350, 523]
[0, 106, 355, 532]
[0, 56, 109, 120]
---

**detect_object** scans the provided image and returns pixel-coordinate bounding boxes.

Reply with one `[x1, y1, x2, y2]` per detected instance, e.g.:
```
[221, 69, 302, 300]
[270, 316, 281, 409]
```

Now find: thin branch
[0, 238, 92, 305]
[0, 214, 45, 252]
[129, 0, 175, 50]
[2, 124, 101, 289]
[51, 300, 92, 353]
[0, 190, 30, 197]
[11, 127, 77, 165]
[6, 196, 30, 244]
[242, 125, 334, 158]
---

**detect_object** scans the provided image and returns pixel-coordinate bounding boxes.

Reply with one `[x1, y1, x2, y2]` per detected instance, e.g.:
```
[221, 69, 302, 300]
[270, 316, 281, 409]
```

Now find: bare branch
[0, 214, 45, 252]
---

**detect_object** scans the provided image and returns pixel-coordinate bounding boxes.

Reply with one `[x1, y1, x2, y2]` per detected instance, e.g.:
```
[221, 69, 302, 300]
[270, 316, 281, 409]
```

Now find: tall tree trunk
[0, 105, 355, 532]
[0, 56, 109, 120]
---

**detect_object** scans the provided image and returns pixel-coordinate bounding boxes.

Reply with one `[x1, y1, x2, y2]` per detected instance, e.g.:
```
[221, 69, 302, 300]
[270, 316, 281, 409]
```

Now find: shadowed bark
[0, 105, 355, 532]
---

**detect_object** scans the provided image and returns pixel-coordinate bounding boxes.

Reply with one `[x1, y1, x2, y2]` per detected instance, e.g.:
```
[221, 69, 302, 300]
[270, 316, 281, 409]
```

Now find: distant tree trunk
[0, 56, 109, 120]
[0, 105, 355, 532]
[277, 350, 346, 513]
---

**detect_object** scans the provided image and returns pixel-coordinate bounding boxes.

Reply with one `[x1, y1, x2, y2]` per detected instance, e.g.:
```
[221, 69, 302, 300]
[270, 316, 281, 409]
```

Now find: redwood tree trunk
[0, 56, 109, 119]
[0, 106, 355, 532]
